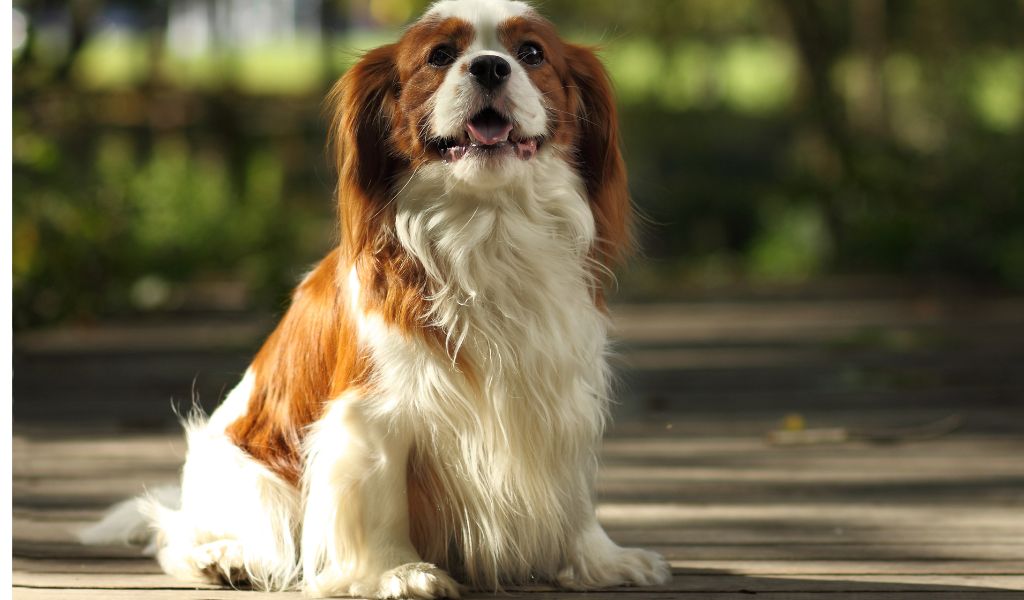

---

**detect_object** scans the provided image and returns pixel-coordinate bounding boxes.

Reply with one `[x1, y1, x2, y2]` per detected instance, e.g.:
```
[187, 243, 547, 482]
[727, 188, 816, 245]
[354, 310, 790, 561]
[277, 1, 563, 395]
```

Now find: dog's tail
[77, 485, 180, 553]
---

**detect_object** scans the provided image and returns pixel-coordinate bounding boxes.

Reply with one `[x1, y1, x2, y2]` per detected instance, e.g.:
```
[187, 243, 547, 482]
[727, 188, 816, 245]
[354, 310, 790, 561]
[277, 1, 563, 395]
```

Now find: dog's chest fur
[354, 155, 611, 583]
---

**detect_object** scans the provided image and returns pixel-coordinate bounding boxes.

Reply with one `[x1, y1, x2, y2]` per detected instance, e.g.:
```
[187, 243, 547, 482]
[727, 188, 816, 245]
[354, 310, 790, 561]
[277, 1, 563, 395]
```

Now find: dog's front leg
[558, 516, 671, 589]
[301, 397, 460, 599]
[558, 465, 672, 589]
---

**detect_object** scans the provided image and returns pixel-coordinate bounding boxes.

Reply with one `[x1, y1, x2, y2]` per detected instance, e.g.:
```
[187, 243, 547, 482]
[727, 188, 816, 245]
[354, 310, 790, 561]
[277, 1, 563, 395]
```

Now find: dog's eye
[428, 45, 457, 68]
[517, 42, 544, 66]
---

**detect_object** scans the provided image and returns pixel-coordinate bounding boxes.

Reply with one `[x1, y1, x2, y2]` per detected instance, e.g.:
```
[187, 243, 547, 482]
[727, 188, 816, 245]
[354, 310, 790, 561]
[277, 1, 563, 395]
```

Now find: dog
[81, 0, 671, 597]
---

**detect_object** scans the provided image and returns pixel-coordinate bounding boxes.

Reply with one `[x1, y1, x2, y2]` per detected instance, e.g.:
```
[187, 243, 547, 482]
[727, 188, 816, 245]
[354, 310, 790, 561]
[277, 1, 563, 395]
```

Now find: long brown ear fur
[325, 44, 403, 263]
[225, 49, 402, 485]
[225, 248, 364, 486]
[565, 44, 633, 268]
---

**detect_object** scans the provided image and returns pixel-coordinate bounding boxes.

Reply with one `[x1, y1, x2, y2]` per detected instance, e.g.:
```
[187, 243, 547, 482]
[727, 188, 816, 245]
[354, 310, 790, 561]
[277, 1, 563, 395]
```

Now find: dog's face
[391, 0, 576, 186]
[331, 0, 630, 263]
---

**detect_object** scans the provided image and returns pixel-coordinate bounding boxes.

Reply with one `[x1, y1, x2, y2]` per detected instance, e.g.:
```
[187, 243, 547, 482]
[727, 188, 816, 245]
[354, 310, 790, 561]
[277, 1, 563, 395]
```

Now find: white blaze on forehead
[427, 0, 533, 48]
[426, 0, 534, 30]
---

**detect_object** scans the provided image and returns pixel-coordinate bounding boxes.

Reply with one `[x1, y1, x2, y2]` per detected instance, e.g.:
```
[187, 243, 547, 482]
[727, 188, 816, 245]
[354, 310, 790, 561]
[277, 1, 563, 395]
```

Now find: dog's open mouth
[433, 108, 539, 163]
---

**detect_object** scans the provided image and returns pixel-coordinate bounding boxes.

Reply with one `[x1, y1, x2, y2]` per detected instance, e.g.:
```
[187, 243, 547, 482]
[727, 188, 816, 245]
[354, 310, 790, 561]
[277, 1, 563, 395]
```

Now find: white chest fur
[351, 153, 612, 582]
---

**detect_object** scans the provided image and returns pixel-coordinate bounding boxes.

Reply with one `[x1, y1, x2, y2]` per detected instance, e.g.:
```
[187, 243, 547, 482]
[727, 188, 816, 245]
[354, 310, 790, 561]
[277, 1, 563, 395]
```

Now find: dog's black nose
[469, 55, 511, 91]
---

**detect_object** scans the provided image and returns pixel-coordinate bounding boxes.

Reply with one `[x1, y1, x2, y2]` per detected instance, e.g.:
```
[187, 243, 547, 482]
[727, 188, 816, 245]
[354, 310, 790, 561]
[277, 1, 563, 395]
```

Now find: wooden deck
[12, 295, 1024, 598]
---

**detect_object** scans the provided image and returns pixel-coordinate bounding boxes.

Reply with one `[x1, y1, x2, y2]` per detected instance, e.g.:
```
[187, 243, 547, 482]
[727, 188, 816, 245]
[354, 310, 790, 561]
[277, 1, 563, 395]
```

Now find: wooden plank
[26, 451, 1024, 480]
[610, 528, 1024, 546]
[13, 508, 125, 522]
[11, 570, 1024, 592]
[618, 345, 1024, 373]
[13, 435, 185, 460]
[14, 319, 271, 354]
[13, 541, 152, 560]
[20, 540, 1019, 563]
[16, 511, 1024, 562]
[768, 575, 1024, 590]
[14, 557, 163, 575]
[599, 436, 1024, 457]
[654, 545, 1024, 561]
[19, 431, 1024, 456]
[596, 462, 1024, 482]
[610, 298, 1024, 341]
[14, 299, 1024, 355]
[18, 439, 1024, 477]
[670, 561, 1024, 576]
[22, 481, 1024, 510]
[13, 590, 302, 600]
[4, 556, 974, 579]
[594, 484, 1024, 506]
[13, 572, 220, 590]
[14, 477, 182, 499]
[16, 556, 1024, 577]
[17, 517, 1024, 547]
[12, 588, 1024, 599]
[595, 504, 1024, 529]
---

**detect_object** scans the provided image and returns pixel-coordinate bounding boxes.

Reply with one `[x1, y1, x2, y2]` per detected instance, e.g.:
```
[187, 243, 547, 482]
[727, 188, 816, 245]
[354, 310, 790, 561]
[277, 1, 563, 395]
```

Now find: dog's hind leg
[145, 399, 303, 591]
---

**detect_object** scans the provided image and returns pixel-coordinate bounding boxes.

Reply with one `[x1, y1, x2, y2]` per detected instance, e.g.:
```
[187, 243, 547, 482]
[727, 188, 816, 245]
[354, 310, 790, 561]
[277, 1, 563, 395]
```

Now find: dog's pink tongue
[467, 118, 513, 145]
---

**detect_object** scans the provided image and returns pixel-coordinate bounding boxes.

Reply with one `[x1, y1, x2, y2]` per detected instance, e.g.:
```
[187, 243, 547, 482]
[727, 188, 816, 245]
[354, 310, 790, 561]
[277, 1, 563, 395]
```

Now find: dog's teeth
[443, 146, 468, 163]
[441, 138, 538, 163]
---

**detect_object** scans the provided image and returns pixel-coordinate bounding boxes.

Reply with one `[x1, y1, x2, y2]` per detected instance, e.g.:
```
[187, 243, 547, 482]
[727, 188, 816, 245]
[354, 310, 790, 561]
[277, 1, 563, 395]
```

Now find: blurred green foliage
[12, 0, 1024, 328]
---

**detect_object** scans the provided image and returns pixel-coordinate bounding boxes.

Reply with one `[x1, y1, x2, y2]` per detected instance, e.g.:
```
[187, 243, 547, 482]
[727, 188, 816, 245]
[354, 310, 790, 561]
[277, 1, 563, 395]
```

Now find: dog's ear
[326, 44, 402, 258]
[565, 43, 633, 268]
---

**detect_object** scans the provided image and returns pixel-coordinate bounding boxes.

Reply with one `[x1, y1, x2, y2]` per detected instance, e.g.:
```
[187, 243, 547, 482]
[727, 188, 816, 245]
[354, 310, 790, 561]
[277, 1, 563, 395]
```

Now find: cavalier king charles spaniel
[82, 0, 671, 596]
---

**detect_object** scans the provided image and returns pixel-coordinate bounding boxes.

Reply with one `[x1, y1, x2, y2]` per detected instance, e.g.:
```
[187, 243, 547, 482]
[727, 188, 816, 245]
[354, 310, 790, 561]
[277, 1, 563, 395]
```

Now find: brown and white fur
[80, 0, 671, 597]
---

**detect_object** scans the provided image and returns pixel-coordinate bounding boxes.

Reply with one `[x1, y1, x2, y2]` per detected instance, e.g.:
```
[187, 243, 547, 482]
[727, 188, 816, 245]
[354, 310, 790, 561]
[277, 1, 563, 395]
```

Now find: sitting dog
[82, 0, 671, 597]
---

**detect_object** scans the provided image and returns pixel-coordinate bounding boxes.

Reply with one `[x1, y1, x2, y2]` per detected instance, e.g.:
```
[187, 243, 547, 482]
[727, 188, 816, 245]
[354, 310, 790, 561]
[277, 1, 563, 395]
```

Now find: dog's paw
[558, 546, 671, 589]
[191, 539, 248, 585]
[352, 562, 461, 599]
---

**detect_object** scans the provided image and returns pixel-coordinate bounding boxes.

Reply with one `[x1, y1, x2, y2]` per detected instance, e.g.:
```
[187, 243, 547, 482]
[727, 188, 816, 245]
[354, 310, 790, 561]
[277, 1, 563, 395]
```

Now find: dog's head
[330, 0, 630, 265]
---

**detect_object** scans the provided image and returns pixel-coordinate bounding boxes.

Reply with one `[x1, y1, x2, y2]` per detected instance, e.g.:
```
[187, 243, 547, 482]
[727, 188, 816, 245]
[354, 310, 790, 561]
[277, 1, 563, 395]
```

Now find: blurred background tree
[12, 0, 1024, 329]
